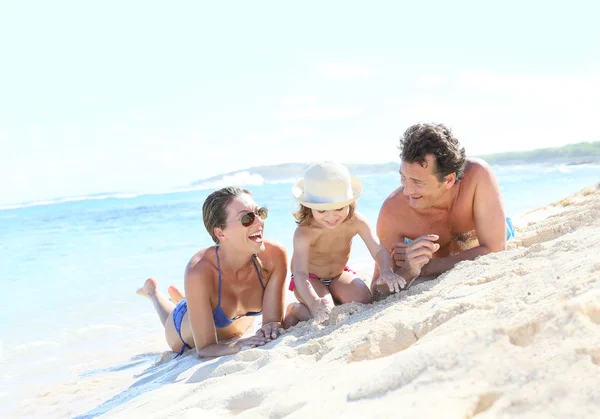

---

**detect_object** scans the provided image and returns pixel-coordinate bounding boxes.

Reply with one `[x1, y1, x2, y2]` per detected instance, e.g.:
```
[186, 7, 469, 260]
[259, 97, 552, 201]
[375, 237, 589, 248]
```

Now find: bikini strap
[216, 246, 223, 306]
[251, 254, 265, 289]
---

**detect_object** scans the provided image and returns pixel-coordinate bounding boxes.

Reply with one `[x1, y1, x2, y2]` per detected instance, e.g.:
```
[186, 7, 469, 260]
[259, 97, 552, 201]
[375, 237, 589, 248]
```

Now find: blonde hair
[203, 186, 251, 243]
[293, 202, 356, 226]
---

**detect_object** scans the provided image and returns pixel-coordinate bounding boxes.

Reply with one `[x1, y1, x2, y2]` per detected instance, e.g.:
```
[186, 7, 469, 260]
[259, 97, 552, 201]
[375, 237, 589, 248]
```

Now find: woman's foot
[136, 277, 158, 298]
[168, 285, 185, 303]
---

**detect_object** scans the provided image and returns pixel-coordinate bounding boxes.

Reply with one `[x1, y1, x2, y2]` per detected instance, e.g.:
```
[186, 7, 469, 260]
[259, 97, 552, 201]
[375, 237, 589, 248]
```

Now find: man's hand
[399, 234, 440, 281]
[391, 241, 408, 269]
[375, 271, 407, 294]
[256, 321, 286, 340]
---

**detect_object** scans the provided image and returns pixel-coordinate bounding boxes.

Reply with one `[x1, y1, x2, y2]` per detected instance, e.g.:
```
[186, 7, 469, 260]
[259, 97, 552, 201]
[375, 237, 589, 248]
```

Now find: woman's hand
[233, 336, 270, 351]
[256, 321, 287, 340]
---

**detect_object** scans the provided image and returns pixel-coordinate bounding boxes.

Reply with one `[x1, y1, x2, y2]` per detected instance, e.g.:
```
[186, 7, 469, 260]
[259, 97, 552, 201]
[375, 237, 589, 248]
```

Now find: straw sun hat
[292, 162, 363, 210]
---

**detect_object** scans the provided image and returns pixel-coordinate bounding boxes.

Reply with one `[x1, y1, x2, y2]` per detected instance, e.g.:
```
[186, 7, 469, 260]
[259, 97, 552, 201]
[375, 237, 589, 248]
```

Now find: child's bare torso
[303, 219, 358, 279]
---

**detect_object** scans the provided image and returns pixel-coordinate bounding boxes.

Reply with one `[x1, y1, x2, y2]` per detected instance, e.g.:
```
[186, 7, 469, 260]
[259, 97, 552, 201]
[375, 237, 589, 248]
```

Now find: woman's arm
[185, 259, 267, 357]
[256, 241, 288, 339]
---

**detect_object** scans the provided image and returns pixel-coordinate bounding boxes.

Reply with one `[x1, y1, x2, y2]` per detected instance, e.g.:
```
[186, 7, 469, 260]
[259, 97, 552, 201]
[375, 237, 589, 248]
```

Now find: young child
[284, 161, 407, 327]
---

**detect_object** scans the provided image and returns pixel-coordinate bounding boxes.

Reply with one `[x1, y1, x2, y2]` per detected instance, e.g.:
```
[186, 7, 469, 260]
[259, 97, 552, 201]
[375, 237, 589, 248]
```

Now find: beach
[0, 165, 598, 419]
[10, 182, 597, 418]
[2, 1, 599, 416]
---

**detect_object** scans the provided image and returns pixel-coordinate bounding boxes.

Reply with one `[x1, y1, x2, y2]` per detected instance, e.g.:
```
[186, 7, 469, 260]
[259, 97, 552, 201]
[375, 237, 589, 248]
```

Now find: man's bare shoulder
[463, 157, 496, 184]
[380, 186, 410, 216]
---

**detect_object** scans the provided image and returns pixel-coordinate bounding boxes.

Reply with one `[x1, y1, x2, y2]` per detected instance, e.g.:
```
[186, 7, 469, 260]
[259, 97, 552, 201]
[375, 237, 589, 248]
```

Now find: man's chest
[401, 206, 475, 245]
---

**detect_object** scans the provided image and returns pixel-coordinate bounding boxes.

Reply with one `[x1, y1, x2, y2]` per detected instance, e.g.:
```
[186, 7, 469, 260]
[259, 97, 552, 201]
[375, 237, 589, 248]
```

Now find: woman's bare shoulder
[259, 239, 288, 262]
[185, 247, 218, 287]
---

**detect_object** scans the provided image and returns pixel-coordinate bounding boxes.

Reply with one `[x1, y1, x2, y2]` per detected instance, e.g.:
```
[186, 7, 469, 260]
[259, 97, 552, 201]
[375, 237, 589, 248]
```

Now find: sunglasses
[239, 207, 268, 227]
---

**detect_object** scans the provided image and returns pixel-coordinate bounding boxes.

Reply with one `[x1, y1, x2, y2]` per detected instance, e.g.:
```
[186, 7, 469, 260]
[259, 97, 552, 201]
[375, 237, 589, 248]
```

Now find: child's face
[311, 206, 350, 229]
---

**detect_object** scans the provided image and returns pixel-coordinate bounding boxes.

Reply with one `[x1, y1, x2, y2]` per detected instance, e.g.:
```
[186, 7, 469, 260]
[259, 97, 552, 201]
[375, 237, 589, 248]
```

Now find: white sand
[19, 184, 600, 418]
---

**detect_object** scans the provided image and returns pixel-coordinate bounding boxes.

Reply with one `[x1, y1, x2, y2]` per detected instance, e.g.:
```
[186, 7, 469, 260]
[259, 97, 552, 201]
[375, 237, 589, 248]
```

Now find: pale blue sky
[1, 0, 599, 205]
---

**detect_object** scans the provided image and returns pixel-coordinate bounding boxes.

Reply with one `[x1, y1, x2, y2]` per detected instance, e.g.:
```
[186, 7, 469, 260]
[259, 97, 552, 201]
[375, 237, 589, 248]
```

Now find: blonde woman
[137, 187, 288, 358]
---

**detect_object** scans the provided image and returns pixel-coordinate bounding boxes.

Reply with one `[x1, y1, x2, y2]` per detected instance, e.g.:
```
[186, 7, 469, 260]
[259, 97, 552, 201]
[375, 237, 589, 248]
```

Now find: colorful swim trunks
[288, 266, 356, 291]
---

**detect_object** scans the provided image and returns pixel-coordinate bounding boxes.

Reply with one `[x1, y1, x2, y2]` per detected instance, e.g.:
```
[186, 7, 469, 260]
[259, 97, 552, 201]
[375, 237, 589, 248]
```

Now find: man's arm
[421, 160, 506, 277]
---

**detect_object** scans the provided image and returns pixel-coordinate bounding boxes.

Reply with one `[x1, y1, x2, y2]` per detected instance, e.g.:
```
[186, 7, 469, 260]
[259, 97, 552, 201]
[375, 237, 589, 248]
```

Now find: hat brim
[292, 177, 363, 210]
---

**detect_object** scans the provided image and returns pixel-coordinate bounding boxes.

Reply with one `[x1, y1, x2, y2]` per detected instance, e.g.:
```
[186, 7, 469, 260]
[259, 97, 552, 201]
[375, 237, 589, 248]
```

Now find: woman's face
[221, 193, 266, 252]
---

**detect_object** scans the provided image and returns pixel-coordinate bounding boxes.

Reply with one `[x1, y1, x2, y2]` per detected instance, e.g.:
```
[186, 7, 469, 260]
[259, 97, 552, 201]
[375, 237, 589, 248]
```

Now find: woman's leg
[329, 271, 373, 305]
[137, 277, 194, 353]
[168, 285, 185, 304]
[136, 277, 175, 326]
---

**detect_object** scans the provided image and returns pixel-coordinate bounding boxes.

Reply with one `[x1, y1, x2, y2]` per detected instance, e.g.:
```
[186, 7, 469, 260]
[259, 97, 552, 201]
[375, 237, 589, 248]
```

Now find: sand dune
[24, 184, 600, 418]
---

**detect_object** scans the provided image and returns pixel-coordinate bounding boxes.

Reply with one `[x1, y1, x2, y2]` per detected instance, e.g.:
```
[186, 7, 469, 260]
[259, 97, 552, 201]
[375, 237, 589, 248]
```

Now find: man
[372, 123, 511, 299]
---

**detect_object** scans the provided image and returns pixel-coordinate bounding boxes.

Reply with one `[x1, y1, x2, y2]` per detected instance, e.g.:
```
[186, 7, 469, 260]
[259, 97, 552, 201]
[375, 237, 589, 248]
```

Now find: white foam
[75, 324, 125, 334]
[14, 341, 60, 350]
[266, 177, 298, 185]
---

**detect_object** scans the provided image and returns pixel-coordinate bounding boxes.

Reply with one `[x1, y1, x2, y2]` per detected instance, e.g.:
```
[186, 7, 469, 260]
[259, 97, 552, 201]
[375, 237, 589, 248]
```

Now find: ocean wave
[493, 162, 600, 174]
[192, 171, 265, 189]
[76, 324, 125, 334]
[5, 163, 596, 212]
[0, 193, 145, 212]
[14, 340, 60, 350]
[266, 177, 298, 185]
[1, 172, 270, 212]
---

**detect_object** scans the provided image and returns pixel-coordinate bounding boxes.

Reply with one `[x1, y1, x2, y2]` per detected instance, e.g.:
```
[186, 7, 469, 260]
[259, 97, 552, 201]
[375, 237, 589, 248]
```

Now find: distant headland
[190, 141, 600, 186]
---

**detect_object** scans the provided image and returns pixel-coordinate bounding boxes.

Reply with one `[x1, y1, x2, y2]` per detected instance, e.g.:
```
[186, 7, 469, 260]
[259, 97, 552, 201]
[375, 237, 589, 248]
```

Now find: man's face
[400, 154, 448, 209]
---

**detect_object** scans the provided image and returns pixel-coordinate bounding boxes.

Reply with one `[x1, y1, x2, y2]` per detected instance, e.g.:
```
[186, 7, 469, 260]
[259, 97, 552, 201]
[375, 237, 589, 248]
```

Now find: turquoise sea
[1, 163, 599, 418]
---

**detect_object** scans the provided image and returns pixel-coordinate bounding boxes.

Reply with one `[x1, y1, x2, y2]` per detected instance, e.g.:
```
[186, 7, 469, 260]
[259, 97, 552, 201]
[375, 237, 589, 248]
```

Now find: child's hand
[376, 271, 407, 294]
[309, 298, 333, 324]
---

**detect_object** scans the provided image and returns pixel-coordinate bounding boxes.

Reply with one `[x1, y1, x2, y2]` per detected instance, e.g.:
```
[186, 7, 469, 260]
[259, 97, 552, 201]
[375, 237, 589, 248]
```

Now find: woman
[137, 186, 288, 357]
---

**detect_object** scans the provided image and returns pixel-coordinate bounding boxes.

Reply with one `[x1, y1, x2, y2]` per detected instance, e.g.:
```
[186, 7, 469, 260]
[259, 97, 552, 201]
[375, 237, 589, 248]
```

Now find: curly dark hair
[398, 123, 466, 182]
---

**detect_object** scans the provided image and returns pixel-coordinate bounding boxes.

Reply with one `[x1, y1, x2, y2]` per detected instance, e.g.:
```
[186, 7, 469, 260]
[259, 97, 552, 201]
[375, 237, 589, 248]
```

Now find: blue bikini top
[212, 246, 265, 328]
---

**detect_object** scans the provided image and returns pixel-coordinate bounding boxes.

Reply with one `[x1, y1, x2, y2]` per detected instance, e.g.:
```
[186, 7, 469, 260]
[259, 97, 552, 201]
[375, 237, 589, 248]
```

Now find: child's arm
[354, 212, 407, 293]
[291, 228, 332, 320]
